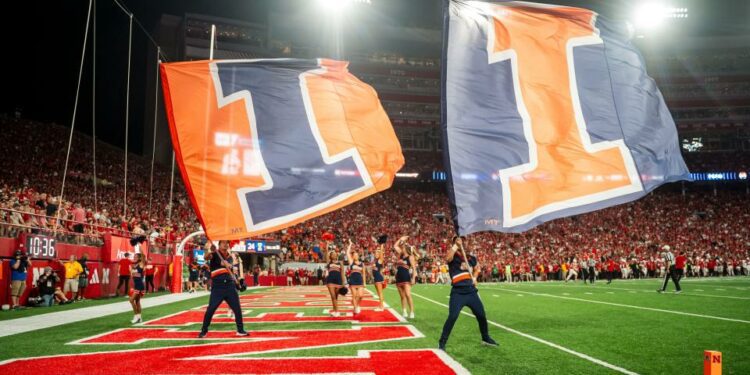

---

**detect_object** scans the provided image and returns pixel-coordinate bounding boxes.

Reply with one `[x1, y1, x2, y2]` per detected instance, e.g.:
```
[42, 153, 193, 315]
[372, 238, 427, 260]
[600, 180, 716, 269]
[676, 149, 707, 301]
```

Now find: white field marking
[411, 292, 638, 375]
[715, 289, 726, 291]
[486, 288, 750, 324]
[189, 349, 471, 375]
[584, 292, 593, 295]
[485, 277, 750, 285]
[678, 282, 750, 289]
[606, 292, 615, 294]
[493, 295, 500, 297]
[522, 283, 750, 300]
[0, 291, 216, 338]
[516, 294, 524, 297]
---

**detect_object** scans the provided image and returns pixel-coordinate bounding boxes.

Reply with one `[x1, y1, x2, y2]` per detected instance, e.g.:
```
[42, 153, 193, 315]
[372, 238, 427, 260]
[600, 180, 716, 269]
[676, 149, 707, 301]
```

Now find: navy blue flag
[443, 0, 691, 235]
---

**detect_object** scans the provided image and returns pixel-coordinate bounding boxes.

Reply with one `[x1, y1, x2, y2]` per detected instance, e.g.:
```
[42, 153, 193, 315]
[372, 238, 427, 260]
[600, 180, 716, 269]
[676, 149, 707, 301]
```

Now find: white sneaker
[403, 311, 408, 318]
[331, 311, 340, 317]
[131, 316, 141, 324]
[409, 312, 415, 319]
[354, 307, 360, 314]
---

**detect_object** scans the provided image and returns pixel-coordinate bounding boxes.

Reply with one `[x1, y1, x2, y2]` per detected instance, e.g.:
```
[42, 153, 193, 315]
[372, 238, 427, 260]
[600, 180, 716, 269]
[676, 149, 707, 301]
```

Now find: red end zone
[0, 287, 468, 374]
[143, 309, 403, 325]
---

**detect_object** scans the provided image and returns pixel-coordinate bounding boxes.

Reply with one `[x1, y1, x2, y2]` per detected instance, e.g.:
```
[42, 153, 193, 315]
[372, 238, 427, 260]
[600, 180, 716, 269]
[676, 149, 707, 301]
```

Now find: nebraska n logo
[444, 1, 689, 234]
[0, 288, 468, 375]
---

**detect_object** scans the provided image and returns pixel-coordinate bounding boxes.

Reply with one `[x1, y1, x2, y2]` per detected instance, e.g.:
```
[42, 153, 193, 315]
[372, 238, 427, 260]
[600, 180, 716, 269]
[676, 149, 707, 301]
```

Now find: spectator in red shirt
[675, 251, 687, 283]
[116, 253, 133, 297]
[286, 268, 295, 286]
[606, 257, 616, 284]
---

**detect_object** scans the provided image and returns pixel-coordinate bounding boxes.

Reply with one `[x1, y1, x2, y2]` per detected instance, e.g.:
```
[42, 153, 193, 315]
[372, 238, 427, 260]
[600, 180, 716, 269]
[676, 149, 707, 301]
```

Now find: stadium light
[632, 2, 689, 32]
[316, 0, 350, 14]
[316, 0, 370, 13]
[633, 3, 668, 30]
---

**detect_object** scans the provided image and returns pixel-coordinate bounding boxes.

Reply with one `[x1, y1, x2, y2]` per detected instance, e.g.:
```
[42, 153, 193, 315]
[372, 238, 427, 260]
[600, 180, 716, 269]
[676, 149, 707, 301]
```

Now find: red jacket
[675, 255, 687, 270]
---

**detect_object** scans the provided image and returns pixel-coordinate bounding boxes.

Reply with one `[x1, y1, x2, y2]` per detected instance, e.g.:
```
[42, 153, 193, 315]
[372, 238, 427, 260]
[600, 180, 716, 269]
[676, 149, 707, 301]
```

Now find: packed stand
[0, 117, 201, 246]
[276, 188, 750, 284]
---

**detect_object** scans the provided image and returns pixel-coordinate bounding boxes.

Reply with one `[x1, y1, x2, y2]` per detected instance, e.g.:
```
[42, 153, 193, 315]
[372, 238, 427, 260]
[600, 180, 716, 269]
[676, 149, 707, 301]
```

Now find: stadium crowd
[275, 187, 750, 284]
[0, 117, 201, 246]
[1, 116, 749, 289]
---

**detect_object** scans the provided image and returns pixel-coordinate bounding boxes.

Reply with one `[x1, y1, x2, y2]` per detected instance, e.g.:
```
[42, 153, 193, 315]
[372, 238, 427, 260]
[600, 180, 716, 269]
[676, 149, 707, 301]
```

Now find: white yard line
[505, 283, 750, 300]
[0, 290, 227, 338]
[411, 292, 638, 375]
[485, 288, 750, 324]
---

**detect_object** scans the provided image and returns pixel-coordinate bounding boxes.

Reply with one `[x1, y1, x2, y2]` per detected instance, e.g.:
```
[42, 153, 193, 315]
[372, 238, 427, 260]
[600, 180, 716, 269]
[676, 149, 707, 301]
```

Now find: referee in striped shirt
[657, 245, 682, 294]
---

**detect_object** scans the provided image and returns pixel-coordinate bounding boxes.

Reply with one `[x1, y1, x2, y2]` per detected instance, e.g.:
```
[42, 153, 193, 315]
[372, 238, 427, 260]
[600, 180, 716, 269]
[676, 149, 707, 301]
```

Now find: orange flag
[161, 59, 403, 240]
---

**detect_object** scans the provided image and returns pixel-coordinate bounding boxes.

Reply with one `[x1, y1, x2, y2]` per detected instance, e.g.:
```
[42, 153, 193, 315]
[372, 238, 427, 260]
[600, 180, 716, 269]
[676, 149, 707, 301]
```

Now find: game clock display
[25, 234, 56, 259]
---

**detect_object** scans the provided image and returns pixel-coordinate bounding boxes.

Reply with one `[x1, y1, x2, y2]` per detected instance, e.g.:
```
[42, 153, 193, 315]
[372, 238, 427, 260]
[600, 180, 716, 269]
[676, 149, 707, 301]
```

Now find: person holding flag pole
[439, 235, 498, 351]
[198, 240, 248, 338]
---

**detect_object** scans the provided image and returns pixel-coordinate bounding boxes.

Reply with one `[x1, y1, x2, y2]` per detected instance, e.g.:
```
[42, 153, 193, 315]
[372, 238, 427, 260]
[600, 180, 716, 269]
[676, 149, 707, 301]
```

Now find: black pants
[145, 275, 155, 292]
[661, 267, 682, 291]
[588, 267, 596, 283]
[116, 275, 130, 294]
[440, 287, 490, 344]
[606, 270, 613, 283]
[201, 279, 244, 332]
[581, 268, 588, 283]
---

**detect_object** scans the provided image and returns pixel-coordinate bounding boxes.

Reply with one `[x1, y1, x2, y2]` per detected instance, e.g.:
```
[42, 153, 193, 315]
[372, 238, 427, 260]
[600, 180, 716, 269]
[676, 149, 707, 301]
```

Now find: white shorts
[64, 278, 79, 293]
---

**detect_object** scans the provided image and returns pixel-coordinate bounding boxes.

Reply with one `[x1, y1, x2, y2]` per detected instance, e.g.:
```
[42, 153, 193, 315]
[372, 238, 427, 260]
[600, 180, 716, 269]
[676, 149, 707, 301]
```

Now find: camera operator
[10, 246, 32, 309]
[37, 267, 72, 306]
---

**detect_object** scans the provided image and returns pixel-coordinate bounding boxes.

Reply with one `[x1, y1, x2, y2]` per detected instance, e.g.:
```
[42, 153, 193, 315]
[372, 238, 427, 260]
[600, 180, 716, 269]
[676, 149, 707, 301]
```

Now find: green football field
[0, 277, 748, 374]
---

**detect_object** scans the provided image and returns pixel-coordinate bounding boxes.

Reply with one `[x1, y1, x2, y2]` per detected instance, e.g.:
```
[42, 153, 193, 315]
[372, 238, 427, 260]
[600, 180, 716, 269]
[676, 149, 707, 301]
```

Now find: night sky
[5, 0, 749, 157]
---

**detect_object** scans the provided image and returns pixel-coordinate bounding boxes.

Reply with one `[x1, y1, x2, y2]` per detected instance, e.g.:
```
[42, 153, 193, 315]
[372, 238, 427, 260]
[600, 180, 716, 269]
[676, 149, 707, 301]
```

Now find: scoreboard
[242, 240, 282, 254]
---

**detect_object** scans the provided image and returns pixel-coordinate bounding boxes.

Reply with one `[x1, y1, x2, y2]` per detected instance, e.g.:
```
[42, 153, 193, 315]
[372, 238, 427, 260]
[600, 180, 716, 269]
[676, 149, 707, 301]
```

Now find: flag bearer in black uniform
[439, 236, 498, 350]
[198, 240, 248, 338]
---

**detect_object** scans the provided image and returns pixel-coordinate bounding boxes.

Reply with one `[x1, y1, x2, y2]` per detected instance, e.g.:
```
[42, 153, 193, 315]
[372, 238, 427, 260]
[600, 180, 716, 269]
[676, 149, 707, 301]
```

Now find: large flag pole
[209, 24, 216, 60]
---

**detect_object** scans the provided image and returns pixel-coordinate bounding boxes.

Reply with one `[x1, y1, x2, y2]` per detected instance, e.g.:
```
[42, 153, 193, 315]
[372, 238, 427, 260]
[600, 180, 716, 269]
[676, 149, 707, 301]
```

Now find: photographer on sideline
[10, 246, 32, 309]
[37, 267, 72, 306]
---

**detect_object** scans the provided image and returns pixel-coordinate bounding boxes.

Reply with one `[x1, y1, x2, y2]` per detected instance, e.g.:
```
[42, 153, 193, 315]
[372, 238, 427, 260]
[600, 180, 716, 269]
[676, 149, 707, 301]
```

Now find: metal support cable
[148, 46, 161, 219]
[58, 0, 93, 232]
[123, 13, 133, 218]
[92, 0, 98, 212]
